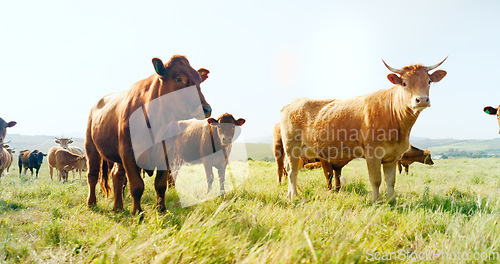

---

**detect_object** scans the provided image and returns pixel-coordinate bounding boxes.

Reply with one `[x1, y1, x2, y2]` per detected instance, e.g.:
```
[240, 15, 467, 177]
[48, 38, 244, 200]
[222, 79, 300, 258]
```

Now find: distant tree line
[437, 148, 498, 159]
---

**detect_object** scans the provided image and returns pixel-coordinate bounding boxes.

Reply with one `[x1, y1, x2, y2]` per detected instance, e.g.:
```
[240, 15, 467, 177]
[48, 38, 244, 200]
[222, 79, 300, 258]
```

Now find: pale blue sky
[1, 0, 499, 140]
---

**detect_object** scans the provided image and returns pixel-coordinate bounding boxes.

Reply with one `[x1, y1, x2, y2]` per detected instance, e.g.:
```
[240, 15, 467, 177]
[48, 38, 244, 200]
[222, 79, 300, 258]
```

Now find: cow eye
[175, 77, 183, 83]
[402, 82, 407, 87]
[428, 80, 432, 84]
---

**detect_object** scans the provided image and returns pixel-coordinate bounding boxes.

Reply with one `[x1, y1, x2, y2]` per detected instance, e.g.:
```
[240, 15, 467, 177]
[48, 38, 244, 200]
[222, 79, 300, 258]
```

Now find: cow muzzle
[412, 96, 431, 109]
[221, 137, 232, 146]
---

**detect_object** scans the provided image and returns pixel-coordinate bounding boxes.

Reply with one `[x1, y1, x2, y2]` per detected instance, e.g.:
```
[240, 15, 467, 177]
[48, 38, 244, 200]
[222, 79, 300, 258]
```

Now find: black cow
[18, 150, 47, 178]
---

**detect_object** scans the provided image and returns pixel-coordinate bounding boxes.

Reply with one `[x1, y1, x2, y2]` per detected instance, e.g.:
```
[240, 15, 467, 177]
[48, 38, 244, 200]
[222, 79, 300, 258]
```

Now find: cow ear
[387, 74, 402, 85]
[430, 70, 447, 83]
[484, 106, 498, 115]
[68, 139, 73, 144]
[198, 68, 210, 82]
[7, 121, 16, 128]
[152, 58, 166, 76]
[55, 139, 60, 144]
[207, 118, 218, 125]
[235, 118, 246, 126]
[43, 153, 47, 156]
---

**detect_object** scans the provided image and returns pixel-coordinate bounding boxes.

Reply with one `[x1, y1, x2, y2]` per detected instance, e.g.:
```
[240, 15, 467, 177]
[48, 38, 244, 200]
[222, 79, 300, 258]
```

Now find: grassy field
[1, 158, 500, 263]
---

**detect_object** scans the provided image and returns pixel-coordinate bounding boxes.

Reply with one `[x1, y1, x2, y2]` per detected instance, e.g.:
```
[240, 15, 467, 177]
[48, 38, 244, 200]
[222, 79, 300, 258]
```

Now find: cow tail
[273, 128, 287, 183]
[99, 160, 111, 198]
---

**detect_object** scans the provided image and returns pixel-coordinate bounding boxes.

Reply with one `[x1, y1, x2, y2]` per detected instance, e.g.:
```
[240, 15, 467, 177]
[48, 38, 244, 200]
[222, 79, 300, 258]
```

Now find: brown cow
[48, 147, 86, 182]
[54, 137, 87, 178]
[0, 144, 13, 179]
[169, 113, 245, 194]
[280, 58, 447, 202]
[484, 105, 500, 134]
[397, 145, 434, 174]
[86, 55, 212, 214]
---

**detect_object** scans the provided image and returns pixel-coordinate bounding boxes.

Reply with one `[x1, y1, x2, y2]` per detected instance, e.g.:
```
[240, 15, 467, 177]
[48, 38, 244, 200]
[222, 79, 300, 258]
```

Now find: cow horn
[425, 56, 448, 71]
[382, 59, 402, 74]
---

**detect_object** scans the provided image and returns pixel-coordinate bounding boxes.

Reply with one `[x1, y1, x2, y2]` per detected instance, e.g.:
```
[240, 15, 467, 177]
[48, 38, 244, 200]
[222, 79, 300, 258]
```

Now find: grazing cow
[168, 113, 245, 194]
[54, 137, 87, 178]
[0, 144, 13, 179]
[86, 55, 212, 214]
[18, 150, 47, 178]
[280, 58, 447, 202]
[484, 105, 500, 134]
[397, 145, 434, 174]
[303, 161, 322, 170]
[48, 147, 87, 182]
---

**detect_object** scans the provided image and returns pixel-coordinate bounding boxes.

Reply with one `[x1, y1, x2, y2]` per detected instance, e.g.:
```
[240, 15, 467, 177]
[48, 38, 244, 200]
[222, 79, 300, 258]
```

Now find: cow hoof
[156, 204, 166, 212]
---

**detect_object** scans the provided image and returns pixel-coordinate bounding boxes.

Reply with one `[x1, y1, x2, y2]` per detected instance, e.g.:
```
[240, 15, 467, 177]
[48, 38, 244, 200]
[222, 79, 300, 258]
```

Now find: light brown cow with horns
[280, 58, 447, 202]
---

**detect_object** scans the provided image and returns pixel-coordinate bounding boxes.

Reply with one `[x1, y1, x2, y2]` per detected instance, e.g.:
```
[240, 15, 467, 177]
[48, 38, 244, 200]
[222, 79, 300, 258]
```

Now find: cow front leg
[215, 164, 227, 195]
[366, 158, 382, 203]
[203, 164, 214, 193]
[121, 155, 144, 215]
[383, 162, 397, 202]
[154, 170, 168, 212]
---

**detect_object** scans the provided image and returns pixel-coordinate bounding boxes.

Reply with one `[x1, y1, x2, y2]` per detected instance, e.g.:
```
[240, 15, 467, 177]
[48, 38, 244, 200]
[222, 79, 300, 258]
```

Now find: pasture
[1, 158, 500, 263]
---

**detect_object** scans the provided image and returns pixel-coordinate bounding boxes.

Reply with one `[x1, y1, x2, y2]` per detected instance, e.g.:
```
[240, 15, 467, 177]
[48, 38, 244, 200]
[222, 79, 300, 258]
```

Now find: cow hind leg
[320, 160, 334, 190]
[285, 154, 301, 200]
[334, 169, 342, 192]
[111, 163, 126, 212]
[86, 140, 102, 207]
[49, 166, 54, 180]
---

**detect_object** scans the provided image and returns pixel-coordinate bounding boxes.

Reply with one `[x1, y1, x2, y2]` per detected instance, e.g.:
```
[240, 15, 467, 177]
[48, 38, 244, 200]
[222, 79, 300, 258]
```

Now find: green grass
[1, 158, 500, 263]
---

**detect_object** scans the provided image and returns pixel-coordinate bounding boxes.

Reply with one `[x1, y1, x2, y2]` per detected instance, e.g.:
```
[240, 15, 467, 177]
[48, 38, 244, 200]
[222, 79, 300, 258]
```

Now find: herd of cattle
[0, 55, 499, 214]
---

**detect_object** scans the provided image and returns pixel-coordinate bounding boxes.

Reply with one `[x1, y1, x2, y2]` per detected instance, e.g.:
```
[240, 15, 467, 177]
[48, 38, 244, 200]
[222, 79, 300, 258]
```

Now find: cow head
[76, 156, 87, 171]
[383, 58, 447, 111]
[33, 151, 46, 165]
[207, 113, 246, 146]
[484, 105, 500, 134]
[152, 56, 212, 119]
[0, 118, 16, 145]
[423, 150, 434, 165]
[55, 137, 73, 149]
